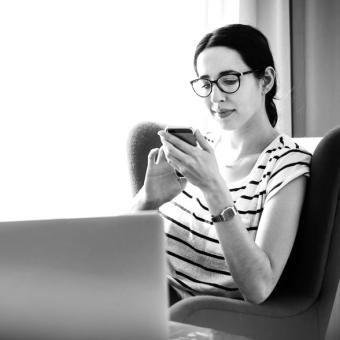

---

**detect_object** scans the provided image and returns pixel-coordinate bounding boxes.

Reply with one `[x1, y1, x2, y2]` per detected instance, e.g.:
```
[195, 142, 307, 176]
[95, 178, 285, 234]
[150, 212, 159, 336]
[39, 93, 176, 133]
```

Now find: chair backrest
[127, 121, 165, 195]
[275, 126, 340, 308]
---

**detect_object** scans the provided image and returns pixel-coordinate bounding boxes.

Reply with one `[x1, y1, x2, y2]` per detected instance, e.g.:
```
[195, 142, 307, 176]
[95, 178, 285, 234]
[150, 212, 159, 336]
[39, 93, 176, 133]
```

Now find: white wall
[0, 0, 239, 221]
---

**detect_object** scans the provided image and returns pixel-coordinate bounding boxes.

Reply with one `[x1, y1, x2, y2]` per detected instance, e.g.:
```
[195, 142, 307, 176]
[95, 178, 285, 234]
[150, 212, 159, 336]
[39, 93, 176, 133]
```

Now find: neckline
[225, 133, 285, 187]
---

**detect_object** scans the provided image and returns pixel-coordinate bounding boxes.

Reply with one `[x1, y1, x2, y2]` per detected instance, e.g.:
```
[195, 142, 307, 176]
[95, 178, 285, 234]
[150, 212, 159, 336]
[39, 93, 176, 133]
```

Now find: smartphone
[165, 127, 197, 146]
[165, 127, 197, 178]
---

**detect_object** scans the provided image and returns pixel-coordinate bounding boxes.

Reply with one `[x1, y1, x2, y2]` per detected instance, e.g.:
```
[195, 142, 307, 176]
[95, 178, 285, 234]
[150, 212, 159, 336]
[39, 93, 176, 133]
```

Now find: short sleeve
[265, 149, 312, 203]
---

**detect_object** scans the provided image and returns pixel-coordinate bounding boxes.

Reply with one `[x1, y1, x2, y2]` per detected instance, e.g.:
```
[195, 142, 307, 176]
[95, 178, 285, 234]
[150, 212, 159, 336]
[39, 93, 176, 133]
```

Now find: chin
[213, 115, 239, 131]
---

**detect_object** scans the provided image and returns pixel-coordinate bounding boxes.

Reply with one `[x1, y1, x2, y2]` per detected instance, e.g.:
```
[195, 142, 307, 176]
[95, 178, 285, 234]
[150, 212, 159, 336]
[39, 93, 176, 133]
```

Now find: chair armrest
[170, 294, 318, 340]
[170, 293, 315, 321]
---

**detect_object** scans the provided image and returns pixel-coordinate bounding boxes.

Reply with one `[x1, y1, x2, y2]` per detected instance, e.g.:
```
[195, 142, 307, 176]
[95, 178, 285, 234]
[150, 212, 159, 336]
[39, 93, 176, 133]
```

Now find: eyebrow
[200, 70, 239, 79]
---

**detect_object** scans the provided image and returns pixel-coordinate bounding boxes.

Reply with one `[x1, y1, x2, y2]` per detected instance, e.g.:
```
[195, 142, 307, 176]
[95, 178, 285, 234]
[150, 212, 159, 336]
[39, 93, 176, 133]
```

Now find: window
[0, 0, 239, 220]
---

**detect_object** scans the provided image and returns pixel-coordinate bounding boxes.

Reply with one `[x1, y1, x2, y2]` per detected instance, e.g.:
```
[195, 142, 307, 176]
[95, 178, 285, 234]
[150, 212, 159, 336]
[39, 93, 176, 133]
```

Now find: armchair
[127, 122, 340, 340]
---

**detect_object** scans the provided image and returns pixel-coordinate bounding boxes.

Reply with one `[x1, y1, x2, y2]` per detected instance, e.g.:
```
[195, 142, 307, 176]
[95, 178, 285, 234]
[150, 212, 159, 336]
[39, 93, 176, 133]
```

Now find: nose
[210, 83, 225, 103]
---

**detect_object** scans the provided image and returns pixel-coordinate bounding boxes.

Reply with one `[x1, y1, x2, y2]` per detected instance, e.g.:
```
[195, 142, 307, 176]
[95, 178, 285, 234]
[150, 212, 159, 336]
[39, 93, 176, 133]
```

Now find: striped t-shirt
[159, 133, 312, 299]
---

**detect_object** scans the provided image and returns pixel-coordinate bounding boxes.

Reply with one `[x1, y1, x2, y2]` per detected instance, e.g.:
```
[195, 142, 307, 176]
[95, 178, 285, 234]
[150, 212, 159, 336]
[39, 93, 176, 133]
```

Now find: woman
[132, 24, 312, 304]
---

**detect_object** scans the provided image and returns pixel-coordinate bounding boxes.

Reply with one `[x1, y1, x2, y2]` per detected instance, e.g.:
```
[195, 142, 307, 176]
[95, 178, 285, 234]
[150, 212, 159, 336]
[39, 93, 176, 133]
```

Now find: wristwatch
[211, 205, 238, 223]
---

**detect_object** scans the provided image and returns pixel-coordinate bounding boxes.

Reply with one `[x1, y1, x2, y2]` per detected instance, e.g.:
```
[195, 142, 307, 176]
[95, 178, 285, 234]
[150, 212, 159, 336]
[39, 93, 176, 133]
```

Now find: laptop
[0, 212, 168, 340]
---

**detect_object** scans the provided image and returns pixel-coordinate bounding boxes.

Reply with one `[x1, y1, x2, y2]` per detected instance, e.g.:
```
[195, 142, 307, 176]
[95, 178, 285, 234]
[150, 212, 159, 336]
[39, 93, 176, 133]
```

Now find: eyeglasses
[190, 70, 256, 97]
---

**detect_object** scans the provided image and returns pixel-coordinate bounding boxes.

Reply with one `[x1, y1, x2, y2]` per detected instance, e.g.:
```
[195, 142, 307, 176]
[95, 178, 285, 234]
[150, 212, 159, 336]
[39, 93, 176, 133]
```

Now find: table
[170, 322, 254, 340]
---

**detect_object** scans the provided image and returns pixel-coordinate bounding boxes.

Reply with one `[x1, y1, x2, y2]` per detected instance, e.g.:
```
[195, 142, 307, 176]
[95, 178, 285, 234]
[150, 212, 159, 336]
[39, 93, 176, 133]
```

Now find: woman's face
[195, 46, 265, 131]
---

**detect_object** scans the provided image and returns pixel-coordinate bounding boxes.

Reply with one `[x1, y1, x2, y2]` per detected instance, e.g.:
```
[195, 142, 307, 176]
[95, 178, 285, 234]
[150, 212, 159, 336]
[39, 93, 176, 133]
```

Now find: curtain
[239, 0, 292, 136]
[291, 0, 340, 137]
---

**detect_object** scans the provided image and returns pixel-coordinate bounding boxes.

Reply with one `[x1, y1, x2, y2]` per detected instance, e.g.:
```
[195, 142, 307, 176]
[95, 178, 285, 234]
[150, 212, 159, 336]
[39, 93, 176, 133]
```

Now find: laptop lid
[0, 212, 168, 340]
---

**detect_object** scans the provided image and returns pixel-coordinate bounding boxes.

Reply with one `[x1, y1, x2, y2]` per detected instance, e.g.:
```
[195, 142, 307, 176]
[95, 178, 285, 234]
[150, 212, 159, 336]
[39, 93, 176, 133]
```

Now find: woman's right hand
[140, 146, 186, 209]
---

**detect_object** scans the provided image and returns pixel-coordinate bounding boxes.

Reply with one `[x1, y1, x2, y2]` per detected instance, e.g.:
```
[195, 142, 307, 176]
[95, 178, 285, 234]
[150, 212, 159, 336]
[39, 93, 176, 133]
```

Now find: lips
[214, 109, 235, 119]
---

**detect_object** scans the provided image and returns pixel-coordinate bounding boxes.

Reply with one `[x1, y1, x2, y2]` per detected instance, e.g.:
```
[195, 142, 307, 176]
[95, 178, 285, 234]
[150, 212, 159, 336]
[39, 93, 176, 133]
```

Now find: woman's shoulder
[253, 133, 312, 186]
[260, 134, 312, 202]
[262, 133, 313, 160]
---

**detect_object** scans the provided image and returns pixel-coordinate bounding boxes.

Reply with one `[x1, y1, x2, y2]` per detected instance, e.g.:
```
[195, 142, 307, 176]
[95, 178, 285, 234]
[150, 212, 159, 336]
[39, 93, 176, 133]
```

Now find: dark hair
[194, 24, 278, 127]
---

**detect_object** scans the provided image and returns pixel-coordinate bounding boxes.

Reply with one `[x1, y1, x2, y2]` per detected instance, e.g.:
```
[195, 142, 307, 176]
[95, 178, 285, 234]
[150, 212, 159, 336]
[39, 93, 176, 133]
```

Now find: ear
[261, 66, 276, 95]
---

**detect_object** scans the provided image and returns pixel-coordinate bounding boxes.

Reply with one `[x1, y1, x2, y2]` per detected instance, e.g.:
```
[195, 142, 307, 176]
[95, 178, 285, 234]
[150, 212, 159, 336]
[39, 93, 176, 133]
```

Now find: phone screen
[165, 128, 197, 146]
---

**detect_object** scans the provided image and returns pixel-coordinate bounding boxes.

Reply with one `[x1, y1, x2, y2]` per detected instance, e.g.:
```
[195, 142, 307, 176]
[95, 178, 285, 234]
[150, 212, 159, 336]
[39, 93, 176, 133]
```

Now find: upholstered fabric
[127, 121, 165, 195]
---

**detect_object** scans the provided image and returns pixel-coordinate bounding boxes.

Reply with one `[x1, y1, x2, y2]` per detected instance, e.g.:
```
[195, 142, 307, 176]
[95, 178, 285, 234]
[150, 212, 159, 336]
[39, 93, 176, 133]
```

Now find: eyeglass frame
[190, 69, 258, 97]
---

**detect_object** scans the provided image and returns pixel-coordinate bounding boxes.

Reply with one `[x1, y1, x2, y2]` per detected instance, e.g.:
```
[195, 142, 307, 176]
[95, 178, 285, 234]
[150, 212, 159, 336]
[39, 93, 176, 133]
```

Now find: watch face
[223, 207, 236, 220]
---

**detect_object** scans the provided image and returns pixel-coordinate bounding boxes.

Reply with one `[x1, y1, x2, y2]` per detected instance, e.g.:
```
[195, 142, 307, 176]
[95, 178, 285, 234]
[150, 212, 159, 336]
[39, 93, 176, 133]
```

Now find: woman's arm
[204, 175, 306, 304]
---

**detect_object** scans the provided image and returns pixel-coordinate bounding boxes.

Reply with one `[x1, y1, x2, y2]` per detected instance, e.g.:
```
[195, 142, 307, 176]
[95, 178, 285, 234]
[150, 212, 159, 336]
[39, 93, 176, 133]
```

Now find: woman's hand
[141, 146, 186, 209]
[158, 129, 224, 194]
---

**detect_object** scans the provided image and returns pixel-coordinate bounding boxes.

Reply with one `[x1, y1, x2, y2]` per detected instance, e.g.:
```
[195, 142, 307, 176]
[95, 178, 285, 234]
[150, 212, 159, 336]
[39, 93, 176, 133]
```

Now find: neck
[220, 111, 279, 159]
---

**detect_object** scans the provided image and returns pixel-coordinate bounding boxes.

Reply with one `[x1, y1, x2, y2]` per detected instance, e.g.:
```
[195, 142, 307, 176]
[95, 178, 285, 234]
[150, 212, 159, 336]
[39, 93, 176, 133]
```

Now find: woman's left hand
[158, 129, 224, 192]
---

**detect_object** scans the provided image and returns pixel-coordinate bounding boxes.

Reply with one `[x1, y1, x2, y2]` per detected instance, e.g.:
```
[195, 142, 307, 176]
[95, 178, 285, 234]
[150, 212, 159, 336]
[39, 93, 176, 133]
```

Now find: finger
[159, 141, 181, 168]
[194, 129, 213, 152]
[166, 153, 186, 176]
[155, 143, 179, 175]
[147, 148, 160, 164]
[155, 146, 167, 164]
[160, 137, 186, 162]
